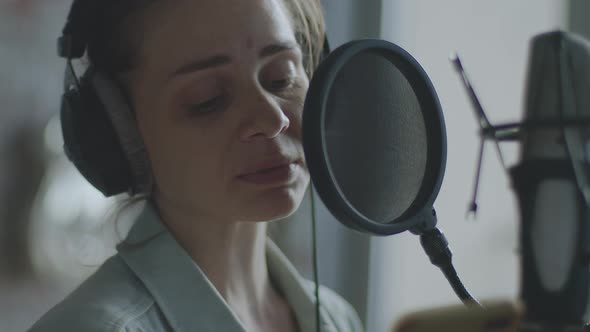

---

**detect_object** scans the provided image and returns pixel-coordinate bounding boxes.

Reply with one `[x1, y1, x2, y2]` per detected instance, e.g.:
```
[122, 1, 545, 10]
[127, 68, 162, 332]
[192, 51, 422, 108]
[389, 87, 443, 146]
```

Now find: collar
[117, 203, 336, 332]
[266, 240, 337, 332]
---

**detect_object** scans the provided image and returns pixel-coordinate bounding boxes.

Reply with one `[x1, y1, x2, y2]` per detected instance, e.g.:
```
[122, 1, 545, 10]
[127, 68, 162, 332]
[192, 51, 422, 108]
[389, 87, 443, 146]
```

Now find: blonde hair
[283, 0, 327, 76]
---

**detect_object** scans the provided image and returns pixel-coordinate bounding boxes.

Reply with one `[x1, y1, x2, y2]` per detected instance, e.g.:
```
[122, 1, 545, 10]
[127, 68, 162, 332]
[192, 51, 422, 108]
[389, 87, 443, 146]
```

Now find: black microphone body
[511, 31, 590, 326]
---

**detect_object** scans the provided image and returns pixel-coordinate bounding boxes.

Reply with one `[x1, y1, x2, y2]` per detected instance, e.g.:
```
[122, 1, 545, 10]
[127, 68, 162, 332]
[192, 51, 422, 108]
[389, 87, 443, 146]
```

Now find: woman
[29, 0, 363, 331]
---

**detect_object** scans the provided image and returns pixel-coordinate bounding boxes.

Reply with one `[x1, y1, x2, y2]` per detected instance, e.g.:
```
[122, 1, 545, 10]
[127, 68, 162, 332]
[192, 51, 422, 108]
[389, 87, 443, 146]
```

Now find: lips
[237, 157, 300, 185]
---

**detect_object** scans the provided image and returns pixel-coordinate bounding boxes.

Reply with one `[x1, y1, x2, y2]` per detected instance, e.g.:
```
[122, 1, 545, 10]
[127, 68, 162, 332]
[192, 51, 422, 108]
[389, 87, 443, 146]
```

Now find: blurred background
[0, 0, 588, 331]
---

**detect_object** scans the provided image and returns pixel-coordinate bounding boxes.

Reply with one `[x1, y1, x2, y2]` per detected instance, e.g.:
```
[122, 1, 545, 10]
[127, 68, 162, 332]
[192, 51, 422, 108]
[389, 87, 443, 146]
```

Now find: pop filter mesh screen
[324, 51, 428, 223]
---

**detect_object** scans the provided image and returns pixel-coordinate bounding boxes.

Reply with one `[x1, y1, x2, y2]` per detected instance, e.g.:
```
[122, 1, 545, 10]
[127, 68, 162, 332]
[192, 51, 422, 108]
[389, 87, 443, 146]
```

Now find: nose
[239, 87, 290, 141]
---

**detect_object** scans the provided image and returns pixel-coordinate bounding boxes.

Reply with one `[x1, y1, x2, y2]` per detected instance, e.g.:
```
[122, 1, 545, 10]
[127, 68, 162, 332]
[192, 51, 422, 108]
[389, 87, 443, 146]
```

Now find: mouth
[237, 159, 302, 186]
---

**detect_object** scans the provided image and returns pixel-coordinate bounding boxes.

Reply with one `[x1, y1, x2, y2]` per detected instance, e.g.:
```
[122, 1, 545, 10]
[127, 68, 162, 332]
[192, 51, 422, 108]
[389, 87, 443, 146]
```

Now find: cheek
[131, 81, 228, 209]
[149, 135, 226, 211]
[282, 92, 306, 134]
[136, 110, 221, 203]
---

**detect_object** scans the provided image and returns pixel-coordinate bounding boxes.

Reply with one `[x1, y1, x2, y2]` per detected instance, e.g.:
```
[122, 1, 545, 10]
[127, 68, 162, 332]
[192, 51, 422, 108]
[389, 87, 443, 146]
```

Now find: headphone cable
[310, 187, 321, 332]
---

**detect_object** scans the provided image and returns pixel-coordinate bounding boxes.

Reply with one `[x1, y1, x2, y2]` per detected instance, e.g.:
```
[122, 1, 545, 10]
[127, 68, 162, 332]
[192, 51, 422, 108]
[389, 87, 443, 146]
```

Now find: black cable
[310, 188, 322, 332]
[440, 262, 481, 307]
[420, 227, 482, 308]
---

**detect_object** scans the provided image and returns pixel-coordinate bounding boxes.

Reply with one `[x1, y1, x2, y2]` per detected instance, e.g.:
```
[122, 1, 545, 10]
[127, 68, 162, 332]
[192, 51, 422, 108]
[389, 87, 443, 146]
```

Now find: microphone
[510, 31, 590, 327]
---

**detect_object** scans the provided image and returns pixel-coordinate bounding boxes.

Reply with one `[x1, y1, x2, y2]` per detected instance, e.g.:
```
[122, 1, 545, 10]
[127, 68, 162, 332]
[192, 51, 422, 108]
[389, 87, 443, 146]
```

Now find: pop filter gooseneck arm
[415, 214, 481, 307]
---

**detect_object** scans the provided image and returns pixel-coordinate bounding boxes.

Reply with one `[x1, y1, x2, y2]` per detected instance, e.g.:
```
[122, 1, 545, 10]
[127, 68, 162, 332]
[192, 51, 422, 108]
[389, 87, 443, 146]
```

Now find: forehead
[136, 0, 296, 71]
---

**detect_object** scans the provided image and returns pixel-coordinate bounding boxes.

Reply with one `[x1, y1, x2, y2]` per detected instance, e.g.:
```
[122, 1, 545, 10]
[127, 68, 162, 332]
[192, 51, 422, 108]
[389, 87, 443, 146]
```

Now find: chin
[243, 182, 308, 222]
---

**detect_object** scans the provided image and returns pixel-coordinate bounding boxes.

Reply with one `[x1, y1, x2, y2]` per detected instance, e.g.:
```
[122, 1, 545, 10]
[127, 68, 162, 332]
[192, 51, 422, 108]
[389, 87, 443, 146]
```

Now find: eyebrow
[169, 41, 299, 79]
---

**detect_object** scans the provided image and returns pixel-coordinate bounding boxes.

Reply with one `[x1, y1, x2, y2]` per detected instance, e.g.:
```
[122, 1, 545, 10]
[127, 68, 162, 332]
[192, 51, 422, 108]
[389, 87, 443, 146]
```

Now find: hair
[70, 0, 326, 77]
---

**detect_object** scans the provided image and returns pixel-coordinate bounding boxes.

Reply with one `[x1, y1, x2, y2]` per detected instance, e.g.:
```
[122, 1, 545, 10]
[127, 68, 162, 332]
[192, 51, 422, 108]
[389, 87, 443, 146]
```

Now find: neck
[153, 195, 274, 311]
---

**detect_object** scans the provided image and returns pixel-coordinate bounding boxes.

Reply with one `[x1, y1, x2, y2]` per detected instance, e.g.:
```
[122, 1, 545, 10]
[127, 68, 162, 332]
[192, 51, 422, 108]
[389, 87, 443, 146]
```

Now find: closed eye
[265, 77, 297, 93]
[187, 95, 227, 115]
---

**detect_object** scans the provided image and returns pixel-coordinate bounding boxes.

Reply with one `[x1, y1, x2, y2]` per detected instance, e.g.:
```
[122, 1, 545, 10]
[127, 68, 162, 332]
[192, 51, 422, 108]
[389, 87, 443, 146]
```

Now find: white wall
[0, 2, 73, 332]
[367, 1, 568, 331]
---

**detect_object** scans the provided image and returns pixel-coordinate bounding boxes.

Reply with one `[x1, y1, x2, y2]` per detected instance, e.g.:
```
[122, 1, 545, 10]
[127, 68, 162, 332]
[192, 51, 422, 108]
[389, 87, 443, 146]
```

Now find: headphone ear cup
[60, 70, 134, 196]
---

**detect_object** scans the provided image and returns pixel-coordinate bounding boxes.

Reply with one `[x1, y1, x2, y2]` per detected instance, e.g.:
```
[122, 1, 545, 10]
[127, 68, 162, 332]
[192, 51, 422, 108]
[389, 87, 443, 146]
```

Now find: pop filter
[302, 39, 480, 307]
[303, 39, 446, 236]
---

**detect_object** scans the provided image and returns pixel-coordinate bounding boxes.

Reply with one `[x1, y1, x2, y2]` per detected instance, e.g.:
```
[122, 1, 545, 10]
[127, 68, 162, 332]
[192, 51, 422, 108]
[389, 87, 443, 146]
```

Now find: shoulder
[28, 255, 157, 332]
[304, 281, 365, 332]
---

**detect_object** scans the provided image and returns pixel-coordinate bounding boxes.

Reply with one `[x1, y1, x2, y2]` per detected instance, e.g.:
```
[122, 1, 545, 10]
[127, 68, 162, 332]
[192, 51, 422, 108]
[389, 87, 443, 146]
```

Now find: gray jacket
[29, 204, 363, 332]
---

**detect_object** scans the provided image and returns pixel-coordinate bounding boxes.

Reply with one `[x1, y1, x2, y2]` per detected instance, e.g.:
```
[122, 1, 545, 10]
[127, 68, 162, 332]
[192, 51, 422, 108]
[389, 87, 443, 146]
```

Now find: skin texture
[125, 0, 310, 331]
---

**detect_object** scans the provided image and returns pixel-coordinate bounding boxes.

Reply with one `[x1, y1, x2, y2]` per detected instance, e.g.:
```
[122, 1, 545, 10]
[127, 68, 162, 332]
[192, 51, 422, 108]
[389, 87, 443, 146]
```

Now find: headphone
[57, 1, 331, 198]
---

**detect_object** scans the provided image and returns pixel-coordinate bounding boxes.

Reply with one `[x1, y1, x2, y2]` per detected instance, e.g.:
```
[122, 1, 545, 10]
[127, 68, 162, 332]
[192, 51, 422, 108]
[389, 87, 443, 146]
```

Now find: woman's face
[129, 0, 310, 223]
